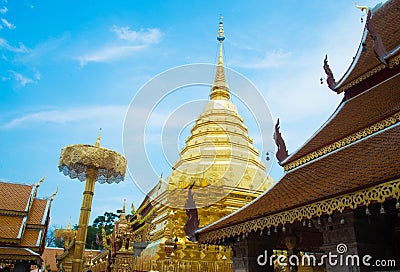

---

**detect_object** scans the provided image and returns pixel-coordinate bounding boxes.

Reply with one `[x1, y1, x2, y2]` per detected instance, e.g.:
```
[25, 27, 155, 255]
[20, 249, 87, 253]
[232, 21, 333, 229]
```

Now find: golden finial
[37, 174, 46, 187]
[122, 198, 126, 212]
[67, 219, 71, 230]
[95, 128, 102, 147]
[210, 15, 230, 100]
[355, 3, 369, 14]
[33, 174, 46, 198]
[50, 187, 58, 201]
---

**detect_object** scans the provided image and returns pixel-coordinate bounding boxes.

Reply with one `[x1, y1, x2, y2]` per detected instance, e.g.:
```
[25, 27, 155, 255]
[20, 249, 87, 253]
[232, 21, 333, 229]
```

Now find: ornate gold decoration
[284, 111, 400, 171]
[389, 54, 400, 68]
[198, 178, 400, 243]
[338, 64, 386, 93]
[58, 144, 126, 183]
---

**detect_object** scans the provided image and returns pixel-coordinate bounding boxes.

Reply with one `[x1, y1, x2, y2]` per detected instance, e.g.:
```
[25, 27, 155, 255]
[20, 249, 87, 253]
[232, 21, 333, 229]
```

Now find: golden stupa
[129, 17, 274, 269]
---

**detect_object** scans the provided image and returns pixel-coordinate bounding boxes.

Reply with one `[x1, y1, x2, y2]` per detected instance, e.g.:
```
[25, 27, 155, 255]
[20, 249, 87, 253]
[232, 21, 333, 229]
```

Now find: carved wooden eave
[197, 178, 400, 243]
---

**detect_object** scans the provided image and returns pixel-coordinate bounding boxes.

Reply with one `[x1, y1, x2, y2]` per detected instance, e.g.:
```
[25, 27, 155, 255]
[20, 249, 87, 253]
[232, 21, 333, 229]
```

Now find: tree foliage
[46, 224, 65, 248]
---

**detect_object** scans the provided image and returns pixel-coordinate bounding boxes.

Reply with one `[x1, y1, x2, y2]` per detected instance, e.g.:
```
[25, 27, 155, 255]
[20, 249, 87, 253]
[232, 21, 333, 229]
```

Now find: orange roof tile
[0, 215, 24, 239]
[0, 181, 34, 213]
[26, 199, 48, 226]
[20, 229, 41, 248]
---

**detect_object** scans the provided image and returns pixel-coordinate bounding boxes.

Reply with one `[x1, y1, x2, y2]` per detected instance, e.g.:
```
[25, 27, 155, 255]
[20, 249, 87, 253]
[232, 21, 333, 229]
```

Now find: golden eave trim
[337, 64, 386, 93]
[284, 111, 400, 171]
[198, 178, 400, 243]
[389, 54, 400, 69]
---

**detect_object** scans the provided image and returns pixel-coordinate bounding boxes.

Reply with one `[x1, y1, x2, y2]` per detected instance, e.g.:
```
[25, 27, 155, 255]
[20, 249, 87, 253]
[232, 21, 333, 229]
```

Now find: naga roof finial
[355, 3, 369, 14]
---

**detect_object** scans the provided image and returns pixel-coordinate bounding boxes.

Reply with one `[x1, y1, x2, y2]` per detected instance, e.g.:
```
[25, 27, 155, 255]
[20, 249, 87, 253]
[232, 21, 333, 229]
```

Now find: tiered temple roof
[0, 179, 56, 266]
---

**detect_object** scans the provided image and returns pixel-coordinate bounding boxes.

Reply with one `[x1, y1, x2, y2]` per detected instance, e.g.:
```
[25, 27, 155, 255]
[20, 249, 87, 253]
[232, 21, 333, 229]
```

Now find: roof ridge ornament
[273, 118, 289, 165]
[355, 3, 369, 14]
[323, 55, 337, 91]
[365, 10, 387, 65]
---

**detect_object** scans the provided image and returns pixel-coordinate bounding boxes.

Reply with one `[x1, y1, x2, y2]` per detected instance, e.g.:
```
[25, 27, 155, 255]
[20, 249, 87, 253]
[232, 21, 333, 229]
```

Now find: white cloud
[77, 44, 146, 67]
[8, 70, 34, 87]
[111, 25, 162, 44]
[0, 6, 7, 14]
[77, 26, 162, 67]
[1, 105, 127, 129]
[0, 38, 29, 53]
[1, 18, 15, 29]
[230, 49, 292, 69]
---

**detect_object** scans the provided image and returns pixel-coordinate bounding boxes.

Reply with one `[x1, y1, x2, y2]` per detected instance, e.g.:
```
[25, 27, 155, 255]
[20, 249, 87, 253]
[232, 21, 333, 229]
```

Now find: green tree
[92, 211, 120, 235]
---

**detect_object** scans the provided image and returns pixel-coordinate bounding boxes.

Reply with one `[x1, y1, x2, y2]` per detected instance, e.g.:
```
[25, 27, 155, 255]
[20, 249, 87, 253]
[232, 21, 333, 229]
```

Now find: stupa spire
[210, 16, 230, 100]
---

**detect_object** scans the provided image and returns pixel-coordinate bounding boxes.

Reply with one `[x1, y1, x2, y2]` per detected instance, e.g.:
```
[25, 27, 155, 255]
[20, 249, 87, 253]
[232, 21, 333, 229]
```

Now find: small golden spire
[95, 128, 102, 147]
[67, 219, 71, 230]
[122, 198, 126, 213]
[210, 15, 230, 100]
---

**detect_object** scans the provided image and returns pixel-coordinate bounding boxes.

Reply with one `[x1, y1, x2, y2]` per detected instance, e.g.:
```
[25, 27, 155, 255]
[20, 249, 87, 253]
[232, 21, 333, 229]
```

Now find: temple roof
[0, 180, 54, 260]
[0, 181, 34, 213]
[334, 0, 400, 94]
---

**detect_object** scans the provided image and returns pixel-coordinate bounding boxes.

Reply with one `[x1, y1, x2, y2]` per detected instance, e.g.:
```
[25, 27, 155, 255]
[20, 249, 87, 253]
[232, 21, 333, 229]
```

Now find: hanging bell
[380, 203, 386, 215]
[365, 206, 371, 216]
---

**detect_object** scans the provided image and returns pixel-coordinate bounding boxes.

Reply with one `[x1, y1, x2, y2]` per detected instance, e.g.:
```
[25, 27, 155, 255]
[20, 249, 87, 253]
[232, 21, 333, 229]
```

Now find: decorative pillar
[72, 169, 97, 271]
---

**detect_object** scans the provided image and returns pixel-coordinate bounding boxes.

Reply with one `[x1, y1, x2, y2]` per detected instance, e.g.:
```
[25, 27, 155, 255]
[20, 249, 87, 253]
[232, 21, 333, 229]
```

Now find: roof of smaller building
[20, 230, 41, 247]
[41, 247, 102, 272]
[0, 216, 24, 240]
[0, 180, 55, 257]
[0, 181, 34, 213]
[0, 247, 41, 263]
[26, 199, 48, 226]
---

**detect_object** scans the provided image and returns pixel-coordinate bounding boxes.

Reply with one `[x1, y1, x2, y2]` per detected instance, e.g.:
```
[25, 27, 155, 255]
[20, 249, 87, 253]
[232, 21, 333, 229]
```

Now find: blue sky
[0, 0, 386, 227]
